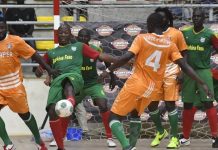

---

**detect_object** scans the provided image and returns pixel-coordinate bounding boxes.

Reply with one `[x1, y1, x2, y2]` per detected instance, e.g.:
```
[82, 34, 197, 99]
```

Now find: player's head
[17, 0, 25, 4]
[192, 8, 205, 27]
[147, 13, 164, 33]
[155, 7, 173, 27]
[58, 23, 72, 46]
[0, 14, 7, 41]
[77, 28, 91, 44]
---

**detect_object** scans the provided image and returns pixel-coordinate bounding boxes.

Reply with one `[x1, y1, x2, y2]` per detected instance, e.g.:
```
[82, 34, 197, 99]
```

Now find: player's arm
[107, 34, 141, 72]
[175, 58, 213, 98]
[82, 44, 117, 63]
[34, 53, 51, 78]
[32, 52, 59, 77]
[211, 34, 218, 52]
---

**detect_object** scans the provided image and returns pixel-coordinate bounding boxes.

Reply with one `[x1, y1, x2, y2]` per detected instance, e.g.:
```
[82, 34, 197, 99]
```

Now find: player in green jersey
[35, 24, 116, 150]
[179, 8, 218, 148]
[76, 28, 117, 147]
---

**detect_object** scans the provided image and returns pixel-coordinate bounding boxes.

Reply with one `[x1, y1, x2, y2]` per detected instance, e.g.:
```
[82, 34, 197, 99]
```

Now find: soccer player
[0, 16, 59, 150]
[76, 28, 116, 147]
[147, 7, 188, 149]
[179, 8, 218, 148]
[107, 12, 213, 150]
[48, 28, 117, 147]
[35, 24, 116, 150]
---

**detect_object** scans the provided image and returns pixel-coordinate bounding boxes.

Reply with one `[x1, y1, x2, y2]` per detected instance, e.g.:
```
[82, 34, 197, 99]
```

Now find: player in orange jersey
[105, 13, 212, 150]
[0, 15, 58, 150]
[147, 7, 188, 149]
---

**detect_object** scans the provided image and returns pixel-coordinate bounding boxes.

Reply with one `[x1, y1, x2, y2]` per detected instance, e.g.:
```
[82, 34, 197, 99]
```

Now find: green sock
[168, 109, 178, 138]
[129, 118, 141, 147]
[23, 114, 41, 145]
[110, 120, 130, 149]
[150, 109, 164, 134]
[0, 117, 12, 145]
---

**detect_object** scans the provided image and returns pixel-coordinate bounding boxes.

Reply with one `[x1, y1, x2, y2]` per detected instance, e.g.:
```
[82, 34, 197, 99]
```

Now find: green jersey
[81, 44, 102, 87]
[182, 26, 215, 69]
[47, 42, 83, 76]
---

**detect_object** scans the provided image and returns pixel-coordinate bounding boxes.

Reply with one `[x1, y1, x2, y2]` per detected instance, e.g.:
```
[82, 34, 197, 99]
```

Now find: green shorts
[181, 69, 214, 107]
[47, 73, 84, 107]
[76, 83, 106, 104]
[214, 78, 218, 101]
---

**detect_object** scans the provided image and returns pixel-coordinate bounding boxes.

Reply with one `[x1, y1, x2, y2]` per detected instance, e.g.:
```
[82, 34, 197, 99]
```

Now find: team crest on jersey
[200, 37, 205, 43]
[71, 47, 77, 51]
[7, 43, 12, 50]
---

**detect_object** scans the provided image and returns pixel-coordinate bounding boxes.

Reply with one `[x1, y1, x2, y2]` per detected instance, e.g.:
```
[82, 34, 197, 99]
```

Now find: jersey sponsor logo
[52, 55, 73, 64]
[71, 46, 77, 51]
[143, 35, 171, 48]
[71, 25, 83, 37]
[96, 25, 114, 36]
[81, 66, 93, 71]
[188, 45, 204, 51]
[200, 37, 205, 43]
[111, 39, 129, 50]
[0, 51, 13, 57]
[124, 24, 142, 36]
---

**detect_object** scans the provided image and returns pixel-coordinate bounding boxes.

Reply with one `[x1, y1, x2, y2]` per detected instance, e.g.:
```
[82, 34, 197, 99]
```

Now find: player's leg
[0, 105, 14, 149]
[6, 84, 47, 150]
[88, 83, 116, 147]
[197, 69, 218, 148]
[148, 101, 168, 147]
[162, 75, 180, 149]
[75, 102, 90, 139]
[180, 73, 199, 146]
[128, 109, 141, 147]
[165, 101, 179, 149]
[109, 87, 138, 150]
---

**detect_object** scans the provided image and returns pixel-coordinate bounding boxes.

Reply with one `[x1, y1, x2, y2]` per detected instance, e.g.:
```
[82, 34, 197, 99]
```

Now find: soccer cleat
[212, 137, 218, 148]
[167, 137, 180, 149]
[107, 138, 116, 147]
[49, 140, 57, 147]
[123, 145, 136, 150]
[179, 135, 190, 146]
[150, 129, 168, 147]
[37, 142, 48, 150]
[3, 144, 15, 150]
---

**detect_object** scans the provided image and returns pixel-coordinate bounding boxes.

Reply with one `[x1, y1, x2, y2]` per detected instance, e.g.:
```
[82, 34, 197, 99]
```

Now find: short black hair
[193, 7, 205, 17]
[155, 7, 174, 27]
[78, 28, 92, 36]
[147, 12, 164, 28]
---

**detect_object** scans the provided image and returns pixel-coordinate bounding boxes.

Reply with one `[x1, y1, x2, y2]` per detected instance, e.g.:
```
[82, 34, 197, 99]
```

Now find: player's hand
[35, 66, 45, 78]
[44, 76, 51, 86]
[176, 72, 184, 84]
[98, 70, 109, 83]
[202, 83, 214, 99]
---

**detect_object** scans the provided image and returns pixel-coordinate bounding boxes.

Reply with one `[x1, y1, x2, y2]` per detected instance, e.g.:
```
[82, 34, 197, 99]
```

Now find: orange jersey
[126, 33, 182, 97]
[163, 27, 187, 76]
[163, 27, 187, 52]
[0, 35, 35, 90]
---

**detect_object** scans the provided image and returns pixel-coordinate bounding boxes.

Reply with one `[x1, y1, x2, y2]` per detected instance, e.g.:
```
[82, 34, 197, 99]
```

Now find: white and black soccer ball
[55, 99, 74, 117]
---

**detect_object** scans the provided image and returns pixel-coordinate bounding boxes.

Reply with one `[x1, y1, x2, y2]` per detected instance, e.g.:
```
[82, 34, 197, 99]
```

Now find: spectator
[5, 0, 36, 49]
[61, 0, 88, 21]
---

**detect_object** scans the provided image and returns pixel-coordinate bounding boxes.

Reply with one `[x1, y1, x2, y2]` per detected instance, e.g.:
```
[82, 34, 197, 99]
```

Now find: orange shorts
[0, 84, 29, 113]
[111, 87, 152, 116]
[153, 74, 179, 101]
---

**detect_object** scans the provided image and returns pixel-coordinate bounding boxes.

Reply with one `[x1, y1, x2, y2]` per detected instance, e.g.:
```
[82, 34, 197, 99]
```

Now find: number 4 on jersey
[145, 50, 162, 72]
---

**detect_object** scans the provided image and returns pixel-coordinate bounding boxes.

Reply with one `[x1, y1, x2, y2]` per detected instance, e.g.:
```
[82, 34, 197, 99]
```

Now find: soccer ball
[55, 99, 74, 117]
